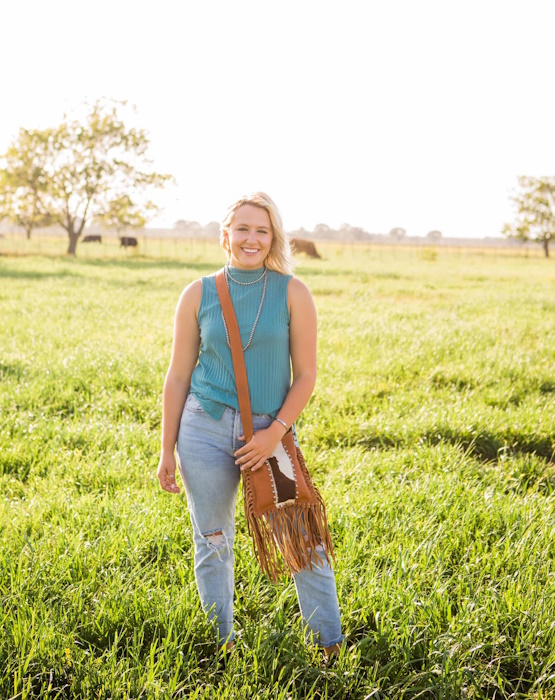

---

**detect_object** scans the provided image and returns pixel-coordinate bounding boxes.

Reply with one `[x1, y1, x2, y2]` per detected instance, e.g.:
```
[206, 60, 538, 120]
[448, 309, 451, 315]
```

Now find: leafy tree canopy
[0, 129, 53, 239]
[389, 227, 406, 240]
[0, 99, 172, 254]
[426, 230, 442, 240]
[503, 176, 555, 258]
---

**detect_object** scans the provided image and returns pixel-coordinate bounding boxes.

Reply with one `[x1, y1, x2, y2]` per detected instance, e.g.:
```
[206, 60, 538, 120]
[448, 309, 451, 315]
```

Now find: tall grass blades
[1, 244, 554, 698]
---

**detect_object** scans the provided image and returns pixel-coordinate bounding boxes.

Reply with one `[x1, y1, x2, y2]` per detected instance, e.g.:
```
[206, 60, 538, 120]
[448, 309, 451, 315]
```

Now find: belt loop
[233, 406, 240, 452]
[237, 409, 243, 450]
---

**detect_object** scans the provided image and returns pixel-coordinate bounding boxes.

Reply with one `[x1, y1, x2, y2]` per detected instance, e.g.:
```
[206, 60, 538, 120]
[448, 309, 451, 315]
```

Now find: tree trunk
[544, 238, 550, 258]
[25, 227, 32, 240]
[67, 230, 80, 255]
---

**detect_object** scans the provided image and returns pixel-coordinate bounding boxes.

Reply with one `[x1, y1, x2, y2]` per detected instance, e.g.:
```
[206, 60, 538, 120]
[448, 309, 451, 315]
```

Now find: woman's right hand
[157, 452, 181, 494]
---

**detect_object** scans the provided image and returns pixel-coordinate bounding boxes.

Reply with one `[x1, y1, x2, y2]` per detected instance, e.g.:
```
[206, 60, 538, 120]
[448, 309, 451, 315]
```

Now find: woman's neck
[226, 263, 265, 277]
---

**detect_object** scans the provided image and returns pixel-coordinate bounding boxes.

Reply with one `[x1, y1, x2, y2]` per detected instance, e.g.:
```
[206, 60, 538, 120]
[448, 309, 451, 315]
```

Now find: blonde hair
[220, 192, 294, 275]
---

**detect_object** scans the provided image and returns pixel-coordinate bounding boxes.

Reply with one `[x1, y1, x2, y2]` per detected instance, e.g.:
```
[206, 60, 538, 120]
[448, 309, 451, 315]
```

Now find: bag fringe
[242, 447, 335, 582]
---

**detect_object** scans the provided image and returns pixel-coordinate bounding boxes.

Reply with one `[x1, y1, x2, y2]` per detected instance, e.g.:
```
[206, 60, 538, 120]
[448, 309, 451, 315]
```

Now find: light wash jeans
[176, 393, 343, 648]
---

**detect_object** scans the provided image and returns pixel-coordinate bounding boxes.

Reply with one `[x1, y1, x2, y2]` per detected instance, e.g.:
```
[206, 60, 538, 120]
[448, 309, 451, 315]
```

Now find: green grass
[1, 242, 554, 698]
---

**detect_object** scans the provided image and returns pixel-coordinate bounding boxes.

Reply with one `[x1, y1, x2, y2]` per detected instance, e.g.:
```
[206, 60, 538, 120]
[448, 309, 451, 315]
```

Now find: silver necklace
[225, 263, 266, 286]
[222, 265, 267, 351]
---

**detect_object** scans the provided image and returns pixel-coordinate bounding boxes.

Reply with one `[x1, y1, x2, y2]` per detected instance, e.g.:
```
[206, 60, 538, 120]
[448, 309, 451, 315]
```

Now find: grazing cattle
[82, 234, 102, 243]
[120, 236, 138, 248]
[290, 237, 321, 259]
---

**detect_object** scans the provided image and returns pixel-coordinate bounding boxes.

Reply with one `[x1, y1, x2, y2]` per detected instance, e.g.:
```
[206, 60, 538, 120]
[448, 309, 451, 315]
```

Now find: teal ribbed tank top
[189, 266, 292, 420]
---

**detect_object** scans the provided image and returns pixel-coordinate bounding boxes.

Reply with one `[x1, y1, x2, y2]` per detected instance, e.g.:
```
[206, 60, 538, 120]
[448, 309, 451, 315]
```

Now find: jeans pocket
[184, 394, 206, 414]
[252, 413, 274, 432]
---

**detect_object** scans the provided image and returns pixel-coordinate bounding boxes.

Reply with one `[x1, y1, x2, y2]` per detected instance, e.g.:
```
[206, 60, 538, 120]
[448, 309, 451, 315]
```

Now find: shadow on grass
[0, 256, 219, 276]
[356, 426, 555, 463]
[294, 264, 404, 283]
[0, 266, 82, 280]
[0, 361, 27, 378]
[76, 257, 218, 274]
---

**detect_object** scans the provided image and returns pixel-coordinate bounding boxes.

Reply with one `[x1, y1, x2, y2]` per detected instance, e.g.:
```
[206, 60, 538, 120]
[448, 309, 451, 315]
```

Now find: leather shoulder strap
[215, 270, 254, 441]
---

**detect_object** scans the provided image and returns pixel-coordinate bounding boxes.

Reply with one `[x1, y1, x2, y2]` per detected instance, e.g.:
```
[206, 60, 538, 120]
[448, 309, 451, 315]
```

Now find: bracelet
[274, 417, 288, 431]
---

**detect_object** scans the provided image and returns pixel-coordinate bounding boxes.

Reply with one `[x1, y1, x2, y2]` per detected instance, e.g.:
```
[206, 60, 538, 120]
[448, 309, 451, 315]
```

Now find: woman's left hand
[235, 423, 286, 472]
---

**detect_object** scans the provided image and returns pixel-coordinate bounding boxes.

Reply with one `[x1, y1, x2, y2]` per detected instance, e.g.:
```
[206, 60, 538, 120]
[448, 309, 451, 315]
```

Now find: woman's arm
[157, 280, 202, 493]
[234, 277, 317, 472]
[277, 276, 318, 429]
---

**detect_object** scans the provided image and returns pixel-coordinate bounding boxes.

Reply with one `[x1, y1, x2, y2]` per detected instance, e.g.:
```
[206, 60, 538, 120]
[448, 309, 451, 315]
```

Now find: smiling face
[225, 204, 273, 269]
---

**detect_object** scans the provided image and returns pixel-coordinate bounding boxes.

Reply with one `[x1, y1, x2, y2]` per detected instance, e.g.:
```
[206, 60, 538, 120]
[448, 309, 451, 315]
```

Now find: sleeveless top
[189, 266, 292, 419]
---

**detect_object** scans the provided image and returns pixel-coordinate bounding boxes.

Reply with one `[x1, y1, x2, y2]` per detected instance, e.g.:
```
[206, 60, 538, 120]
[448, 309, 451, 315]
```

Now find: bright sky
[1, 0, 553, 238]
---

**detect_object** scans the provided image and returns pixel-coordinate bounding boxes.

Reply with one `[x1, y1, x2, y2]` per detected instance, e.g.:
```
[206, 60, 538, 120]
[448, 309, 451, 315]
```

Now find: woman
[157, 192, 342, 659]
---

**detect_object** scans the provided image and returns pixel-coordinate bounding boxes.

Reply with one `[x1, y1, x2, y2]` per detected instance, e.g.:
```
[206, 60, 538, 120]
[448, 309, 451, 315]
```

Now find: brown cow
[83, 234, 102, 243]
[120, 236, 138, 248]
[290, 238, 321, 259]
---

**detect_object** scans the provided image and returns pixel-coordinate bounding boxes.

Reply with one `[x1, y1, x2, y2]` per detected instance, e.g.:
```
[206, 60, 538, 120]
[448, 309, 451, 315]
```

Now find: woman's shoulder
[285, 276, 314, 310]
[182, 278, 204, 297]
[286, 275, 310, 294]
[176, 278, 203, 316]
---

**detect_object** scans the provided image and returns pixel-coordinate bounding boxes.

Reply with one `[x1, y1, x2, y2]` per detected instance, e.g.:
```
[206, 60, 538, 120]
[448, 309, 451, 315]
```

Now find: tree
[0, 99, 172, 254]
[0, 129, 52, 239]
[203, 221, 221, 238]
[94, 195, 151, 235]
[426, 230, 442, 241]
[389, 227, 406, 241]
[314, 223, 331, 235]
[503, 176, 555, 258]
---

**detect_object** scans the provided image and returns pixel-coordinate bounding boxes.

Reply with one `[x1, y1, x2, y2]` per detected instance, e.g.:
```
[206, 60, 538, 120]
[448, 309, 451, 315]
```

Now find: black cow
[120, 236, 138, 248]
[83, 234, 102, 243]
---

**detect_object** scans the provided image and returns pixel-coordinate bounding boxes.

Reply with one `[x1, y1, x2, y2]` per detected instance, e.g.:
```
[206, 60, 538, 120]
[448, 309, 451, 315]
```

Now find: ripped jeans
[176, 393, 343, 648]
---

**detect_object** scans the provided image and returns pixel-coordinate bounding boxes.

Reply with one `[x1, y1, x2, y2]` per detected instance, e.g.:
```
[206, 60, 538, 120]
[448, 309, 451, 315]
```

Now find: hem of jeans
[216, 632, 235, 647]
[318, 633, 344, 648]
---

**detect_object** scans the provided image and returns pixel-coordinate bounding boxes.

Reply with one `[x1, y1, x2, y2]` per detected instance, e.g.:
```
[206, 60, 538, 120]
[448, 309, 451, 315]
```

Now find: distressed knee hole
[202, 529, 229, 561]
[205, 530, 227, 548]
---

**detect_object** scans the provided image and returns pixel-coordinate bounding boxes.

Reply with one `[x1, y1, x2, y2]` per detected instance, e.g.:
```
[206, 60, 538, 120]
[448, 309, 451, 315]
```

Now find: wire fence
[0, 230, 548, 261]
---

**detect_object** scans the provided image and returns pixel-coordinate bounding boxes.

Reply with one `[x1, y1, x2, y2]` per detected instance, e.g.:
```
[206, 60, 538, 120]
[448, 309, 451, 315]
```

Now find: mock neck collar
[226, 264, 266, 280]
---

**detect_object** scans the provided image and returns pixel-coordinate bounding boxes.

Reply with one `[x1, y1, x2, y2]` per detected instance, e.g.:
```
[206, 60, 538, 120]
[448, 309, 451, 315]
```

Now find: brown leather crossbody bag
[215, 269, 334, 581]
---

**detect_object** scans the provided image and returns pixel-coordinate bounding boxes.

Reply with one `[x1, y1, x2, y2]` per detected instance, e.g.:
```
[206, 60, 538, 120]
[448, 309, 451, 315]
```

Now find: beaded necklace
[221, 264, 267, 351]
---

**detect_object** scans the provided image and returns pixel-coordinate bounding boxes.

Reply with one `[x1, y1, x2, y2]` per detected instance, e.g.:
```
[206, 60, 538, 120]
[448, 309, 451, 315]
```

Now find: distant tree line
[171, 220, 445, 243]
[174, 179, 555, 257]
[171, 220, 381, 242]
[173, 220, 221, 238]
[286, 224, 443, 243]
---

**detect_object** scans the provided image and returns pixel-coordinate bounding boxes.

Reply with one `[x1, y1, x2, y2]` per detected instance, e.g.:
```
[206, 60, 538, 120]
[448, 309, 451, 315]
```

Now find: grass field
[1, 242, 554, 699]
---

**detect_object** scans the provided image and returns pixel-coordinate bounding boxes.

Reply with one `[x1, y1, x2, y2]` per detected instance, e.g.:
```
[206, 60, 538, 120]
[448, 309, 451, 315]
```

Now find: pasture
[1, 242, 554, 699]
